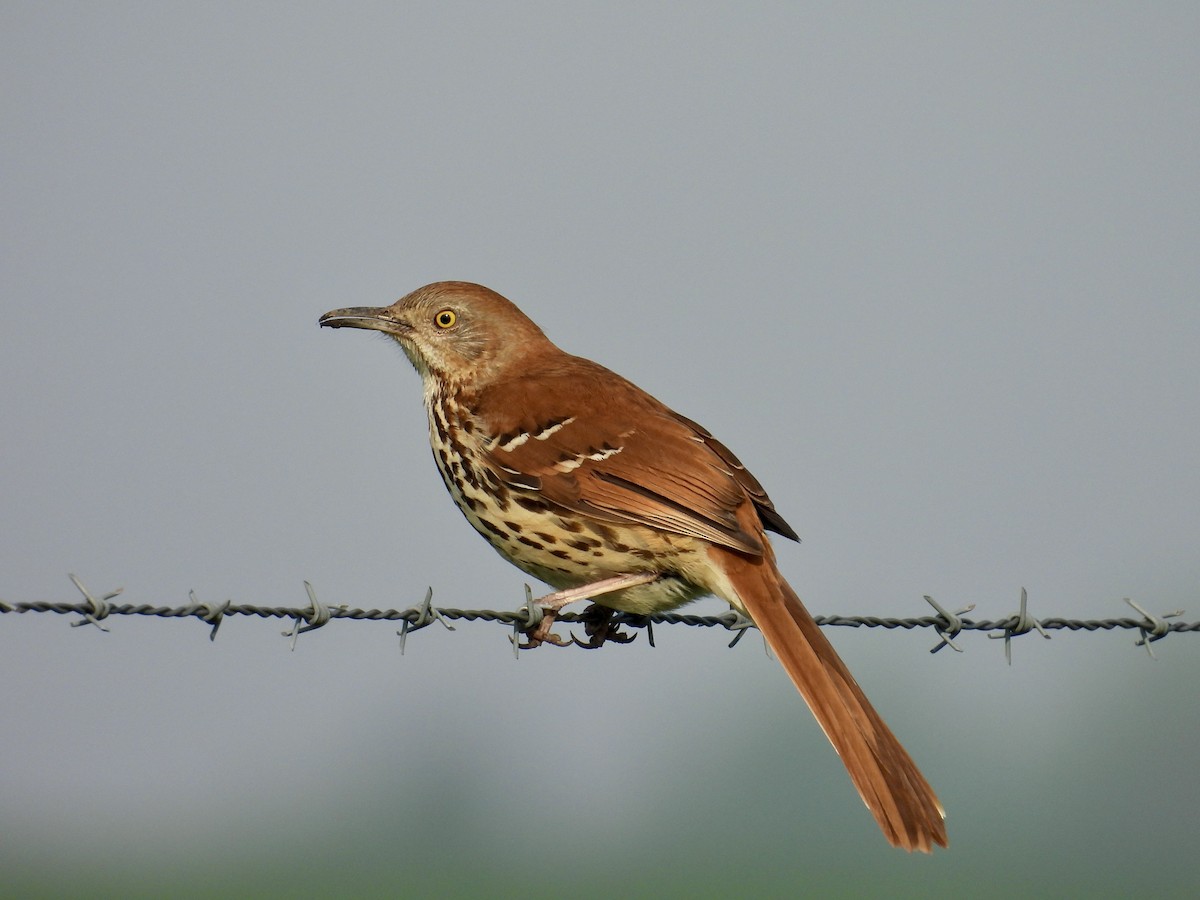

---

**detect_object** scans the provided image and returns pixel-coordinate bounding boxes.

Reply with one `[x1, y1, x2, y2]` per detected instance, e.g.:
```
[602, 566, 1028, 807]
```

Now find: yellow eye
[434, 308, 457, 329]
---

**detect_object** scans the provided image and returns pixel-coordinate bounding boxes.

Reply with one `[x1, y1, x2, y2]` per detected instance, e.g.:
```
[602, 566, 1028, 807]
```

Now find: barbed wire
[1, 575, 1194, 661]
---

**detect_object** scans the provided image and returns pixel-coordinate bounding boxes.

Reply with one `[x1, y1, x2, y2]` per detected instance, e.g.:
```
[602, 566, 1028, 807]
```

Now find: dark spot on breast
[533, 531, 558, 544]
[479, 518, 510, 540]
[566, 538, 599, 552]
[503, 521, 523, 533]
[432, 412, 450, 443]
[550, 549, 571, 560]
[610, 542, 631, 554]
[458, 461, 481, 491]
[517, 535, 545, 550]
[630, 548, 656, 561]
[559, 518, 584, 534]
[516, 496, 549, 514]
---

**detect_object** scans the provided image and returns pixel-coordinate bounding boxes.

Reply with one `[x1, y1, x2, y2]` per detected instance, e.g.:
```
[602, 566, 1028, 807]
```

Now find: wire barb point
[988, 587, 1050, 664]
[925, 595, 976, 654]
[1125, 597, 1184, 659]
[722, 609, 757, 648]
[67, 574, 121, 632]
[398, 587, 454, 654]
[508, 585, 543, 658]
[191, 590, 230, 641]
[283, 581, 346, 650]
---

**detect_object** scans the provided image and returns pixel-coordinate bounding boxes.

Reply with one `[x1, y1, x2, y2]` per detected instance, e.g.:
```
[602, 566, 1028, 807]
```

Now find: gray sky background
[3, 4, 1198, 896]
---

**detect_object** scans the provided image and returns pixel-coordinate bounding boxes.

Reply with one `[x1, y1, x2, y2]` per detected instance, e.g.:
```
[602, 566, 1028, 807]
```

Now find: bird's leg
[521, 573, 659, 649]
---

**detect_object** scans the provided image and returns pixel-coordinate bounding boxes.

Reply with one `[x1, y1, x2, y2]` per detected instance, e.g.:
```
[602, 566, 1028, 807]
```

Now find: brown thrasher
[319, 281, 947, 852]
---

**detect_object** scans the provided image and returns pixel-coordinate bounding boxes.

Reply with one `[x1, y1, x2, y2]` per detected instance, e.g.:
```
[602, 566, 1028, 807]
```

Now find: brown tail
[715, 548, 948, 852]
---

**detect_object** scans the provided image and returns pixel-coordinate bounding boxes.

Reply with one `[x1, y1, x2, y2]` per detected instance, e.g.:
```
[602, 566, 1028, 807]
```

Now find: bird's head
[319, 281, 551, 387]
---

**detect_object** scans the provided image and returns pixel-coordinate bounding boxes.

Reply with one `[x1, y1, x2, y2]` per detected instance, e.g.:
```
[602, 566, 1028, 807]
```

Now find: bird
[319, 281, 947, 852]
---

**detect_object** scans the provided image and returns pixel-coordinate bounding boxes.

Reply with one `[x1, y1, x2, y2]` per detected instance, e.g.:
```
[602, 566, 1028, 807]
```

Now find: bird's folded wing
[473, 358, 794, 556]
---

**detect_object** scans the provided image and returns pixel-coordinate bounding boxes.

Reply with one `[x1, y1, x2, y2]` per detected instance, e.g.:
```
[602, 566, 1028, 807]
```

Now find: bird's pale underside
[320, 281, 947, 852]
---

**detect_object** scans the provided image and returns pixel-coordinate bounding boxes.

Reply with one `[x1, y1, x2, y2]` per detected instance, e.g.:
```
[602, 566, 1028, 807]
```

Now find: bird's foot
[519, 607, 573, 648]
[518, 573, 659, 649]
[570, 603, 638, 649]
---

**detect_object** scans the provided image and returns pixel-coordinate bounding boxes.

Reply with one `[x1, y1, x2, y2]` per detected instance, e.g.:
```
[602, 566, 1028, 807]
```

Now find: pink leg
[522, 573, 659, 648]
[532, 573, 660, 610]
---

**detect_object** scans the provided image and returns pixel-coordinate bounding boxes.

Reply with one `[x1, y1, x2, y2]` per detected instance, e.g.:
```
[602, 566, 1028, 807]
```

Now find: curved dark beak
[318, 306, 410, 336]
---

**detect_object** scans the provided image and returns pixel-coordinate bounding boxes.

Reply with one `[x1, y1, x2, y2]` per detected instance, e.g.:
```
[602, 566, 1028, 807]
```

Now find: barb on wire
[398, 587, 455, 654]
[1125, 597, 1184, 659]
[2, 576, 1195, 661]
[723, 610, 758, 648]
[192, 590, 230, 642]
[988, 587, 1051, 664]
[509, 585, 543, 658]
[67, 574, 121, 632]
[283, 581, 348, 650]
[925, 595, 975, 654]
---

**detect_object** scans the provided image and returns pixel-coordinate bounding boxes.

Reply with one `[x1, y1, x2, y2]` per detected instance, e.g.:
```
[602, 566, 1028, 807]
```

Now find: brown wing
[668, 410, 799, 543]
[471, 355, 798, 556]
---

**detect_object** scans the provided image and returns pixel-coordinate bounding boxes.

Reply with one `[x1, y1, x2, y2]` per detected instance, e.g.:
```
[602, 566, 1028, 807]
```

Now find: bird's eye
[434, 309, 457, 329]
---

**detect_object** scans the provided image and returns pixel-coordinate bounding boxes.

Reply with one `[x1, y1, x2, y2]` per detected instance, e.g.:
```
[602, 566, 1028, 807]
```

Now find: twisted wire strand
[7, 599, 1197, 633]
[1, 576, 1193, 657]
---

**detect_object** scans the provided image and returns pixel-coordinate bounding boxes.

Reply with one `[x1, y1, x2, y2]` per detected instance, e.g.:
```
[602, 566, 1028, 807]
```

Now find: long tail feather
[716, 550, 948, 852]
